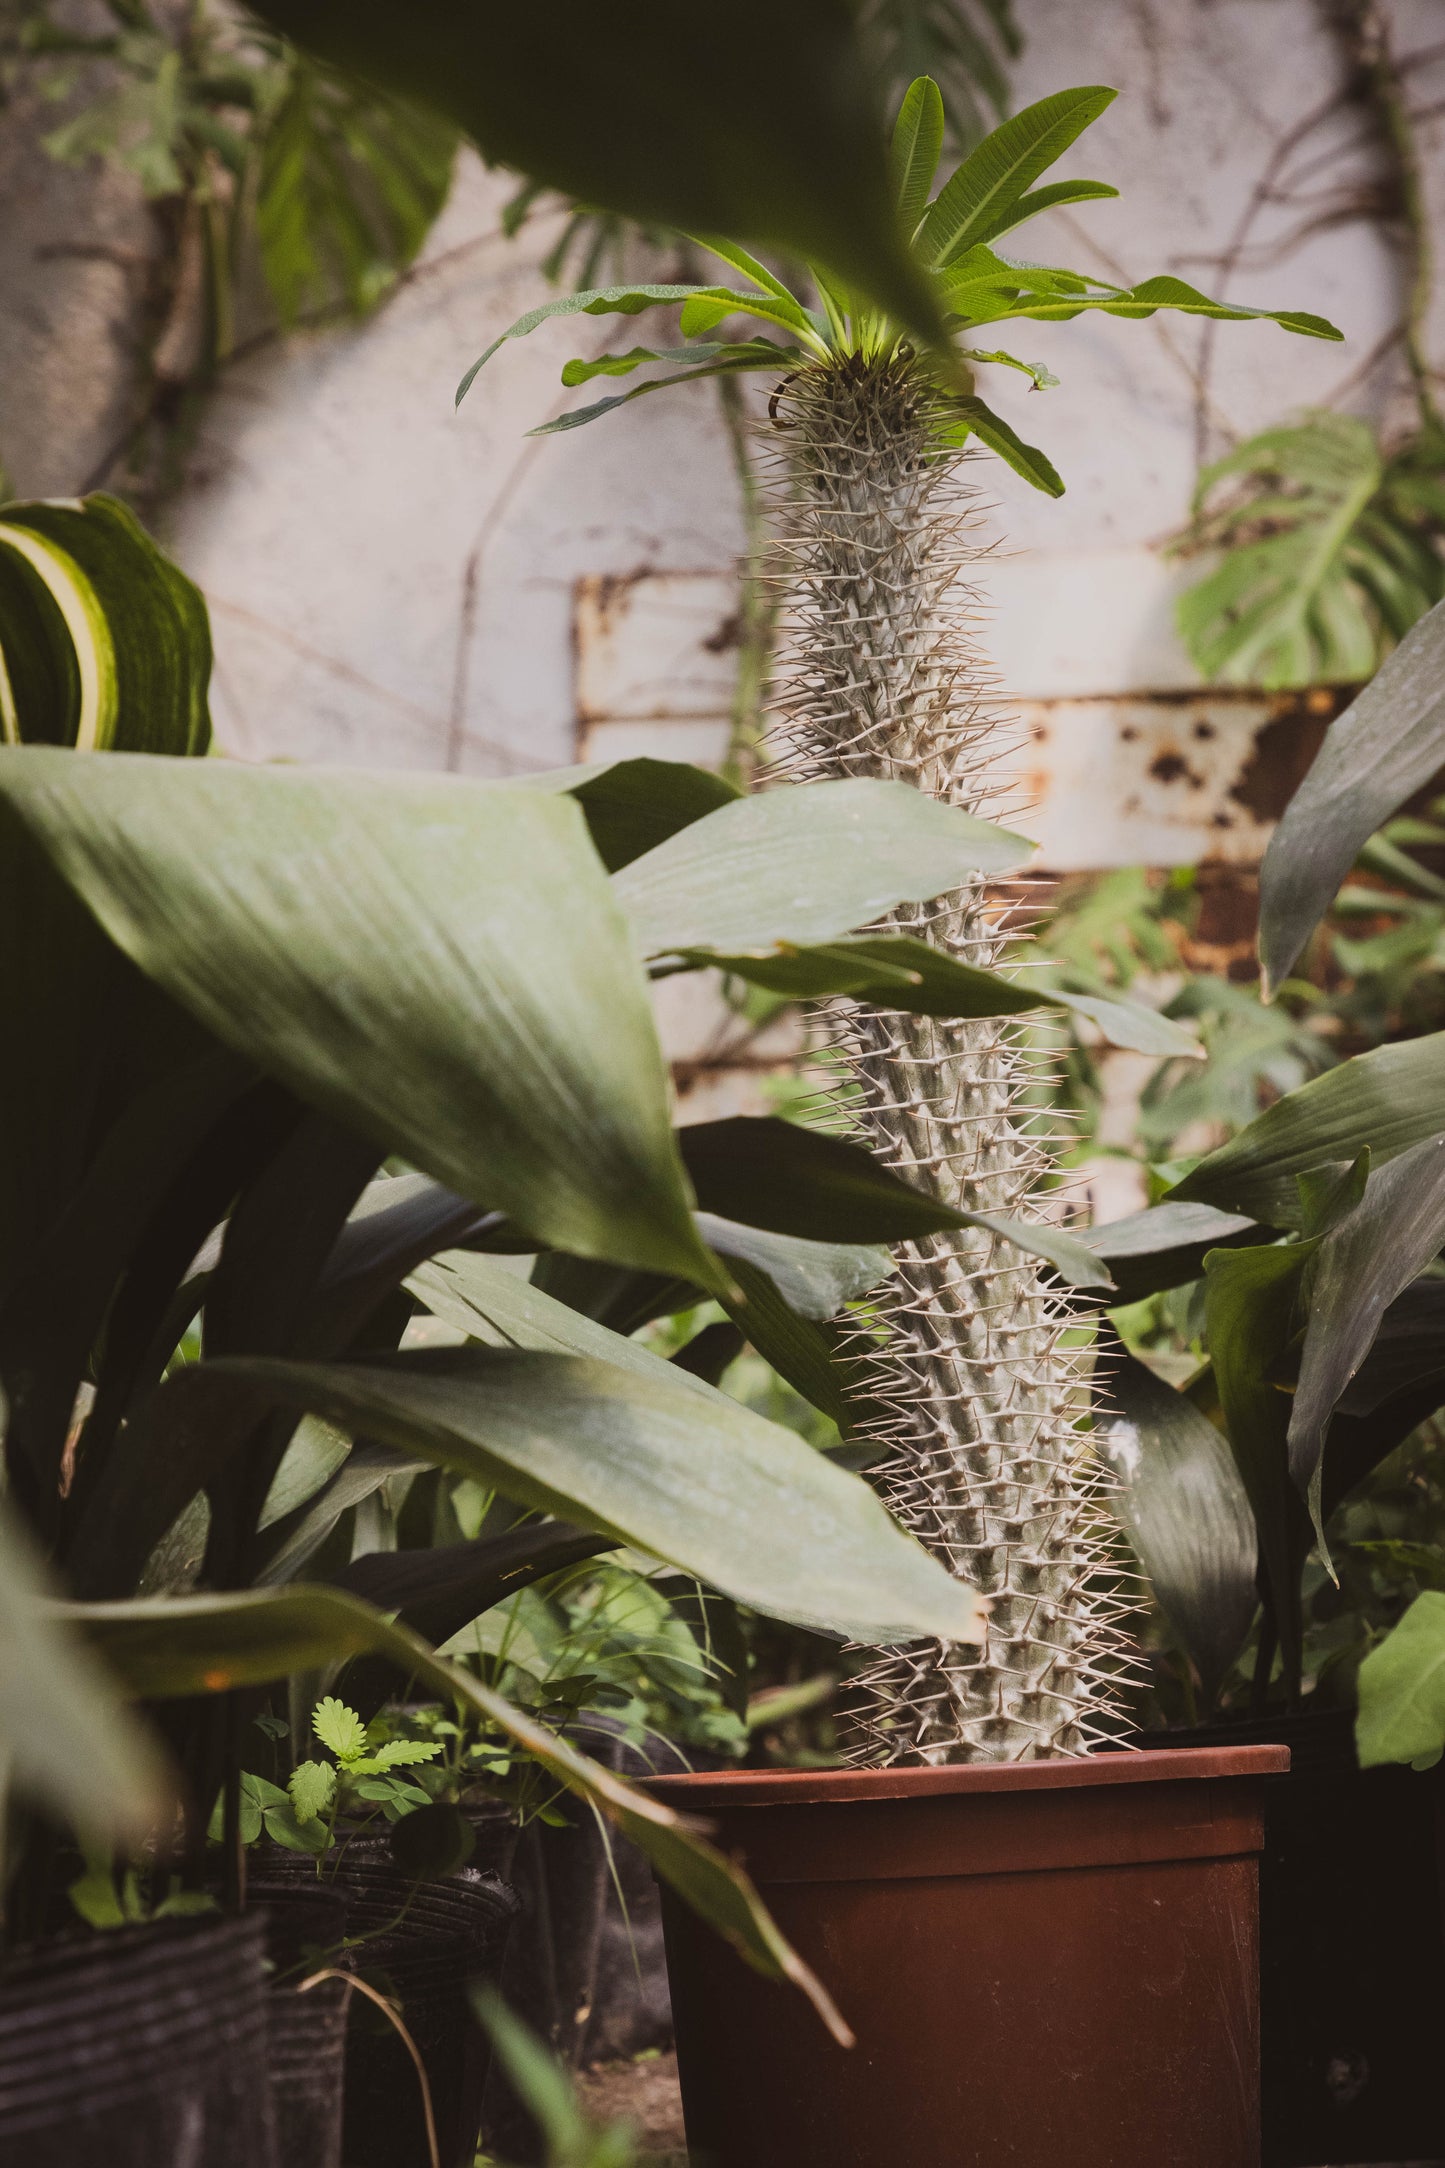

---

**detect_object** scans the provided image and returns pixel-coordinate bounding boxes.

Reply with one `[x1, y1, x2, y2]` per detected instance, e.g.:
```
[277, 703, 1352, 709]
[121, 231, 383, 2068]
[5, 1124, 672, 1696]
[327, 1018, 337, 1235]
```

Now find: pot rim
[643, 1741, 1288, 1809]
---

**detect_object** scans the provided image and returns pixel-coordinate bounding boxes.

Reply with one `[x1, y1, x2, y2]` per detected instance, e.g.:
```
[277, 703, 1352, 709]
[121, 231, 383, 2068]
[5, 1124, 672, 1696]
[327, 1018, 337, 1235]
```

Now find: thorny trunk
[767, 355, 1132, 1762]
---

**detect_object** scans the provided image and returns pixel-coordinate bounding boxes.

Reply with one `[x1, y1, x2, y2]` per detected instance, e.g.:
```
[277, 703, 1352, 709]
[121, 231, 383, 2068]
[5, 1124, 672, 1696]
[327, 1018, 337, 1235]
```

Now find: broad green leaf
[0, 1504, 167, 1843]
[1076, 1200, 1262, 1304]
[672, 933, 1199, 1056]
[718, 1257, 854, 1434]
[918, 86, 1117, 266]
[693, 1213, 891, 1320]
[0, 495, 211, 754]
[312, 1693, 367, 1761]
[1288, 1135, 1445, 1552]
[1172, 1033, 1445, 1225]
[512, 756, 741, 874]
[255, 57, 458, 327]
[943, 396, 1063, 496]
[1093, 1335, 1257, 1703]
[958, 1209, 1115, 1290]
[1257, 593, 1445, 992]
[62, 1579, 850, 2039]
[288, 1757, 336, 1823]
[613, 778, 1033, 957]
[257, 1441, 418, 1585]
[253, 0, 944, 359]
[1203, 1239, 1315, 1687]
[190, 1344, 986, 1646]
[890, 76, 944, 233]
[1357, 1592, 1445, 1768]
[678, 1117, 1114, 1289]
[0, 751, 718, 1292]
[1177, 413, 1394, 699]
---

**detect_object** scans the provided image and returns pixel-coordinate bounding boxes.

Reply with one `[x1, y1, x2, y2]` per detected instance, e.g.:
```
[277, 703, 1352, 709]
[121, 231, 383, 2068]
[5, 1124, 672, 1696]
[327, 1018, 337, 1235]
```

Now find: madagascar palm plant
[465, 80, 1341, 1765]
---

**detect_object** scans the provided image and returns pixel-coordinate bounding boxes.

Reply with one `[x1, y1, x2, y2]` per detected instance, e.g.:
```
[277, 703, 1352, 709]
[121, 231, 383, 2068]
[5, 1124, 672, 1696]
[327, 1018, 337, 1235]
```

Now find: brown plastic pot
[648, 1744, 1287, 2168]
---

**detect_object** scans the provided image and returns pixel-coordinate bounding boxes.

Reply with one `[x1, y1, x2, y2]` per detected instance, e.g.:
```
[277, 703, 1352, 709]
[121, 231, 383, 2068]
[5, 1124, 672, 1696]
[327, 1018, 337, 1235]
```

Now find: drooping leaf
[1171, 1033, 1445, 1225]
[253, 0, 943, 359]
[0, 751, 719, 1293]
[677, 1118, 1112, 1286]
[1203, 1239, 1316, 1687]
[331, 1522, 613, 1648]
[1288, 1135, 1445, 1552]
[942, 395, 1063, 496]
[693, 1213, 891, 1320]
[1093, 1335, 1257, 1703]
[1257, 590, 1445, 993]
[612, 778, 1033, 958]
[1357, 1591, 1445, 1769]
[0, 495, 211, 753]
[65, 1583, 853, 2041]
[187, 1343, 986, 1646]
[918, 86, 1117, 267]
[669, 933, 1200, 1056]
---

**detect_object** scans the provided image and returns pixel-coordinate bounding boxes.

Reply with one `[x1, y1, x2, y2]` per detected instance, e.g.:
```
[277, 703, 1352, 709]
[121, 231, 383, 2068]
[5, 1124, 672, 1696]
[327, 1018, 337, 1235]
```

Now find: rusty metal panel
[1004, 690, 1334, 871]
[573, 572, 1340, 874]
[575, 571, 738, 722]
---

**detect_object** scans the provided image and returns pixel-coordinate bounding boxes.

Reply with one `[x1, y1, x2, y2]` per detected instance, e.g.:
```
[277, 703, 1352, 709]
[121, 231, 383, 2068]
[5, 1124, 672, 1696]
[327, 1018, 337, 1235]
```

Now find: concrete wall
[139, 0, 1443, 824]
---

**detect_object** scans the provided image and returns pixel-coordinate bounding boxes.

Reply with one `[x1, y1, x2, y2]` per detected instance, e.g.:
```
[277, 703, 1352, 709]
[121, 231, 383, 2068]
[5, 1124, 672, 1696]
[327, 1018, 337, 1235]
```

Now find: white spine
[766, 356, 1132, 1762]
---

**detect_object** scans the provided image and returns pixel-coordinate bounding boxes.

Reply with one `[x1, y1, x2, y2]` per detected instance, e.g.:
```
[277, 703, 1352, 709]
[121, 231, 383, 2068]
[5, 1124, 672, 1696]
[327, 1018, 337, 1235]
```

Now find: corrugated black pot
[0, 1913, 276, 2167]
[1149, 1707, 1445, 2166]
[255, 1844, 516, 2168]
[251, 1885, 352, 2168]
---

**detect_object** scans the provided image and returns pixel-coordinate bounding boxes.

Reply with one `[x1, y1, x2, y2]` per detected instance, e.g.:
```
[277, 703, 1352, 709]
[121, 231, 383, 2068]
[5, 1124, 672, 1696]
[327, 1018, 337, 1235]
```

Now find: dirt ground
[575, 2049, 687, 2162]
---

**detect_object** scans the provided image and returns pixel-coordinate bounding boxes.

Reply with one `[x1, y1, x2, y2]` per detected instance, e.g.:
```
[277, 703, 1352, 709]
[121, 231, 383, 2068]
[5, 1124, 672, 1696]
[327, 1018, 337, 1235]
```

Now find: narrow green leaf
[693, 1213, 891, 1320]
[890, 75, 944, 234]
[942, 395, 1064, 496]
[614, 779, 1033, 957]
[455, 284, 712, 404]
[669, 933, 1199, 1057]
[967, 177, 1119, 248]
[1258, 595, 1445, 992]
[957, 1209, 1115, 1290]
[0, 752, 719, 1292]
[64, 1582, 853, 2041]
[918, 86, 1118, 266]
[529, 355, 796, 436]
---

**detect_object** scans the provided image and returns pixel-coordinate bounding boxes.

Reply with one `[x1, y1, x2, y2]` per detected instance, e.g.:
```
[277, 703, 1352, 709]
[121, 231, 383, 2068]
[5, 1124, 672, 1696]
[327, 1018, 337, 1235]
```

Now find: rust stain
[1228, 705, 1332, 824]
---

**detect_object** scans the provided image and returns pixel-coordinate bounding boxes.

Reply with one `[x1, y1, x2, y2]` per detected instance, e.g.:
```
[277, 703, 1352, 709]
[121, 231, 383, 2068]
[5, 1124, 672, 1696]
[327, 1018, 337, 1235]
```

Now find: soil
[575, 2049, 687, 2162]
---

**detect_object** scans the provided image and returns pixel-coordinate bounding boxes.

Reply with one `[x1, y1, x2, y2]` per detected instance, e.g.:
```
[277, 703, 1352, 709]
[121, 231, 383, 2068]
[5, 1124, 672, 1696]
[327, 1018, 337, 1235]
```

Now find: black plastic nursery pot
[1153, 1709, 1445, 2167]
[256, 1844, 517, 2168]
[251, 1885, 353, 2168]
[647, 1745, 1286, 2168]
[0, 1912, 276, 2168]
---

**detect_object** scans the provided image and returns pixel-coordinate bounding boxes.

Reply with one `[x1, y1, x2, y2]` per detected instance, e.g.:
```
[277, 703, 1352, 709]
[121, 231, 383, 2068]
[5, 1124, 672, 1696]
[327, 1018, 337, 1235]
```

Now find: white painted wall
[162, 0, 1442, 789]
